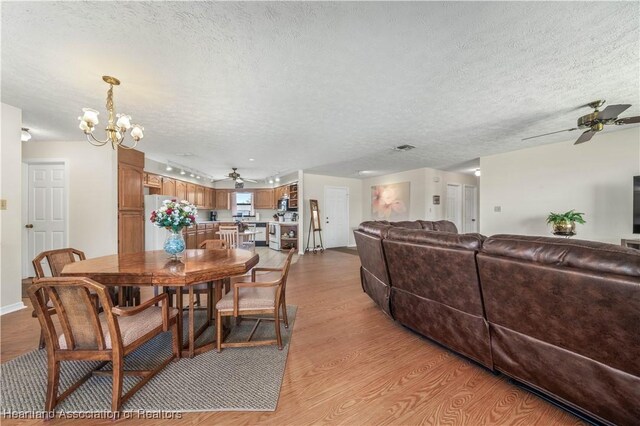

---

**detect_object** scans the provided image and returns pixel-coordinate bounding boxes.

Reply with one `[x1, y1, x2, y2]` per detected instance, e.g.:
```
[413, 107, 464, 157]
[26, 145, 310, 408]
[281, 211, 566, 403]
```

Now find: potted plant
[150, 199, 197, 259]
[546, 210, 586, 236]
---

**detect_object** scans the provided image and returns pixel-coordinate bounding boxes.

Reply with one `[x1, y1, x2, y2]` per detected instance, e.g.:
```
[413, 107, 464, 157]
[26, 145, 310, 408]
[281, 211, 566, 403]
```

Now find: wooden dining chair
[240, 223, 257, 252]
[28, 277, 180, 413]
[198, 239, 228, 250]
[219, 225, 239, 249]
[215, 249, 295, 351]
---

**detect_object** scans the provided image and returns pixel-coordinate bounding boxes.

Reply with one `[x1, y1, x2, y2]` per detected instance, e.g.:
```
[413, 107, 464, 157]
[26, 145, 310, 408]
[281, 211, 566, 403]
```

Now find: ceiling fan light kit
[522, 99, 639, 145]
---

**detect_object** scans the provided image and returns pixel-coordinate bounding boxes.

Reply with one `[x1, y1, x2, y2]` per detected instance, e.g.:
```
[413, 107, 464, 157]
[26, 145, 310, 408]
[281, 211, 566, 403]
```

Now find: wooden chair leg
[38, 330, 46, 349]
[274, 307, 283, 350]
[45, 359, 60, 411]
[206, 283, 213, 324]
[216, 311, 223, 352]
[281, 300, 289, 329]
[171, 321, 181, 360]
[111, 355, 124, 412]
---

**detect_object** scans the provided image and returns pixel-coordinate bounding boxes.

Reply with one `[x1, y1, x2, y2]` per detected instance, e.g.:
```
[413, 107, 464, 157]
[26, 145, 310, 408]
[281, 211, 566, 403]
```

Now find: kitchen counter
[269, 221, 298, 225]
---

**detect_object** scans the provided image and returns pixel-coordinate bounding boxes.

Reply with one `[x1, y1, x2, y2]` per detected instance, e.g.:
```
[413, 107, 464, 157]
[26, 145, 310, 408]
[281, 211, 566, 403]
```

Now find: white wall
[480, 127, 640, 243]
[1, 103, 25, 314]
[361, 167, 478, 222]
[303, 173, 363, 247]
[22, 140, 118, 260]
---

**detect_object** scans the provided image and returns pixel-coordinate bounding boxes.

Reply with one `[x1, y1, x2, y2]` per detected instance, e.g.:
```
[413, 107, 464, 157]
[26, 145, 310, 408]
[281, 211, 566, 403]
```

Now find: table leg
[176, 288, 183, 355]
[188, 286, 195, 358]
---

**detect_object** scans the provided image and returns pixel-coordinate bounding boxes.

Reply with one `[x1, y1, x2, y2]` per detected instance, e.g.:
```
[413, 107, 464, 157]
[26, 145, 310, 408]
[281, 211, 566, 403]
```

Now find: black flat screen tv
[635, 176, 640, 234]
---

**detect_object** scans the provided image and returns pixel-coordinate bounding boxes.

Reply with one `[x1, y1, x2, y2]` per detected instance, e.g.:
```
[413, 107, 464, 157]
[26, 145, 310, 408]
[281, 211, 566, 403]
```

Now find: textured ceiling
[2, 2, 639, 179]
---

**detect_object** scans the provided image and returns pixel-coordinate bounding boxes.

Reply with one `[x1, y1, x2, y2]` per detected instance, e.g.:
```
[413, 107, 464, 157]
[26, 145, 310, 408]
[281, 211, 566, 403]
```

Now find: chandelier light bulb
[130, 125, 144, 141]
[116, 114, 132, 130]
[81, 108, 99, 126]
[79, 121, 91, 132]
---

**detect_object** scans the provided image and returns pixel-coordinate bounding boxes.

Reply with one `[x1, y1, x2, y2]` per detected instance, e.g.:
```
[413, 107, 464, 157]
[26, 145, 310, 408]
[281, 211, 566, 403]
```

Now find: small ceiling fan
[218, 167, 257, 183]
[523, 100, 640, 145]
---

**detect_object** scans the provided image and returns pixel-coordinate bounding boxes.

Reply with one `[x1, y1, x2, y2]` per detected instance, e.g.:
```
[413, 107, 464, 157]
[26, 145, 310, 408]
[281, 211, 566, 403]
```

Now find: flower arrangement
[150, 199, 197, 232]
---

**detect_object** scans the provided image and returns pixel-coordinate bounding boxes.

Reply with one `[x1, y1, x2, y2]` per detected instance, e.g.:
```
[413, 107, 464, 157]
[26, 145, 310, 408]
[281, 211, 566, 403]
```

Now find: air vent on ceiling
[392, 144, 415, 152]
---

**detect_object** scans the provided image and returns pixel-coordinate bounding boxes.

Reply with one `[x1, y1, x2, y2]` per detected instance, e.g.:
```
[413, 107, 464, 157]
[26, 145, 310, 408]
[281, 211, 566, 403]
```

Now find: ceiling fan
[523, 100, 640, 145]
[218, 167, 257, 183]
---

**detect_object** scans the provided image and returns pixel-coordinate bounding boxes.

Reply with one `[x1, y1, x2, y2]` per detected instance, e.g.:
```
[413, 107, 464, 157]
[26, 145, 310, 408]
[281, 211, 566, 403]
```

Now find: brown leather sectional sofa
[354, 220, 640, 426]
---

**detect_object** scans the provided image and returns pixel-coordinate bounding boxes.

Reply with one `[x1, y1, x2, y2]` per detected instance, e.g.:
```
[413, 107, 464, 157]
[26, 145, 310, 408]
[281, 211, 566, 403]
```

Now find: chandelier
[78, 76, 144, 149]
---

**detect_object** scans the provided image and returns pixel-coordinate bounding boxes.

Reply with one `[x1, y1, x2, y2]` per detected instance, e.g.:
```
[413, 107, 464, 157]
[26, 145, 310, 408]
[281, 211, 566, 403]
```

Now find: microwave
[277, 198, 289, 212]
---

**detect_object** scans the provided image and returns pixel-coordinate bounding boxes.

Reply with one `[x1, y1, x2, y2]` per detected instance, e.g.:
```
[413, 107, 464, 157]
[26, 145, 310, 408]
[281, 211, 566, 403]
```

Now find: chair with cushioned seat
[28, 277, 179, 413]
[215, 249, 295, 351]
[31, 248, 141, 348]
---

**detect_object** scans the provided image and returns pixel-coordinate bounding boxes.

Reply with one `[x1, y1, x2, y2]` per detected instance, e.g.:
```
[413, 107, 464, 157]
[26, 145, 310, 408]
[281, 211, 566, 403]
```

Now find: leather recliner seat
[478, 235, 640, 425]
[383, 227, 492, 368]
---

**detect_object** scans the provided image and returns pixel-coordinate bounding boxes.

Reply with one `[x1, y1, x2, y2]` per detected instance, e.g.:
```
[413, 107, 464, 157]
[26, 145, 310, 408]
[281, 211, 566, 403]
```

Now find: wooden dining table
[61, 249, 259, 357]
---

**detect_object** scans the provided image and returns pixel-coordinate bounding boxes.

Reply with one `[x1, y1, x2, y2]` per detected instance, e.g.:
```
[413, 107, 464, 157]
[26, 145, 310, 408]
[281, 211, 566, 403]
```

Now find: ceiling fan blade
[522, 128, 578, 141]
[616, 116, 640, 125]
[236, 178, 244, 183]
[598, 104, 631, 120]
[574, 130, 596, 145]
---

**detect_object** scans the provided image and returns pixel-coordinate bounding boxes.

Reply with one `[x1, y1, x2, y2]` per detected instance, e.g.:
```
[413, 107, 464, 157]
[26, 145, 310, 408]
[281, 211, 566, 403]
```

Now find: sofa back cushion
[383, 228, 485, 315]
[478, 234, 640, 376]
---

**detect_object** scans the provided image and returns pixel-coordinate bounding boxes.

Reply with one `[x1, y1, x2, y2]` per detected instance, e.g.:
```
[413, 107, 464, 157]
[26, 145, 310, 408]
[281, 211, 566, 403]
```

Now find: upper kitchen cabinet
[255, 188, 275, 209]
[205, 187, 215, 209]
[196, 185, 205, 208]
[144, 172, 162, 189]
[175, 180, 187, 201]
[162, 177, 176, 197]
[117, 149, 145, 255]
[274, 185, 286, 202]
[215, 189, 231, 210]
[289, 183, 298, 208]
[186, 183, 196, 205]
[118, 150, 144, 211]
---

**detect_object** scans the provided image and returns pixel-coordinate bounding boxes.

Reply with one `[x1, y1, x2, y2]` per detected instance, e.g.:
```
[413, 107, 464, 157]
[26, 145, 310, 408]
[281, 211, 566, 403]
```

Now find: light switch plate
[0, 199, 6, 210]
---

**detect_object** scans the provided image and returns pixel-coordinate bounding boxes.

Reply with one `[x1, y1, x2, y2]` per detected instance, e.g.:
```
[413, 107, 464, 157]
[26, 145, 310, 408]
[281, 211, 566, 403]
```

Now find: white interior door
[445, 183, 463, 232]
[463, 185, 478, 233]
[26, 162, 67, 277]
[323, 186, 349, 248]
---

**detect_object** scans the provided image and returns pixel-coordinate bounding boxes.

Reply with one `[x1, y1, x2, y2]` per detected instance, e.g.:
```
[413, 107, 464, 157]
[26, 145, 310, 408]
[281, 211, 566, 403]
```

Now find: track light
[190, 172, 195, 178]
[21, 128, 32, 142]
[268, 178, 274, 184]
[474, 169, 481, 177]
[180, 169, 186, 175]
[275, 176, 280, 182]
[165, 164, 173, 171]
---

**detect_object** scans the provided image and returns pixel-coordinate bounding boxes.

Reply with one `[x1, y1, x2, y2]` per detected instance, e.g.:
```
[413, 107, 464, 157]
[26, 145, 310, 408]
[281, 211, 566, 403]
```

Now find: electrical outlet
[0, 199, 6, 210]
[494, 206, 501, 213]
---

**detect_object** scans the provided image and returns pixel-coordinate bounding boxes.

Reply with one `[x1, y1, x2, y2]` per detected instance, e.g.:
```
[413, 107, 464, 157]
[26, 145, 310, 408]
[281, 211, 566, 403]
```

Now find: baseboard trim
[0, 301, 27, 316]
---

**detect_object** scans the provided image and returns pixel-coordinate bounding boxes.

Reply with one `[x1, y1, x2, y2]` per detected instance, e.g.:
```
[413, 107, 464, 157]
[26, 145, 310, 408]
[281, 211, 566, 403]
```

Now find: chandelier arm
[116, 138, 139, 150]
[86, 132, 109, 146]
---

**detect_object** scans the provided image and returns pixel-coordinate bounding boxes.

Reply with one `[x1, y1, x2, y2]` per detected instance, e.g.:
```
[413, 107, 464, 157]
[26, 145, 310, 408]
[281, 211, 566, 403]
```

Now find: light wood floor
[1, 250, 582, 425]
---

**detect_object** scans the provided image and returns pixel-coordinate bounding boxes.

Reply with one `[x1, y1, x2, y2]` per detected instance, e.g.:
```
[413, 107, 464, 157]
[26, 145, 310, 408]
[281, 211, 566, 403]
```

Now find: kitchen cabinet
[274, 185, 288, 202]
[196, 185, 205, 207]
[204, 187, 214, 209]
[118, 149, 145, 255]
[186, 183, 196, 205]
[185, 227, 197, 250]
[144, 173, 162, 189]
[289, 183, 298, 208]
[162, 177, 176, 197]
[215, 189, 231, 210]
[175, 180, 187, 202]
[255, 189, 275, 209]
[196, 227, 207, 247]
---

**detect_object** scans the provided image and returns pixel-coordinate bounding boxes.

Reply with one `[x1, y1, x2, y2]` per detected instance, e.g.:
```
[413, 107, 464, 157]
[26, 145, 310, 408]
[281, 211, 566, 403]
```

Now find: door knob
[25, 224, 34, 229]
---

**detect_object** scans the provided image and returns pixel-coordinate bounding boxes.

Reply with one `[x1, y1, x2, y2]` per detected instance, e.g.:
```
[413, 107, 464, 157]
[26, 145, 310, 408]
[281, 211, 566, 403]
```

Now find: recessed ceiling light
[268, 178, 274, 184]
[165, 165, 173, 171]
[358, 170, 374, 176]
[249, 158, 255, 162]
[196, 175, 201, 179]
[275, 177, 280, 182]
[190, 173, 195, 177]
[180, 169, 186, 175]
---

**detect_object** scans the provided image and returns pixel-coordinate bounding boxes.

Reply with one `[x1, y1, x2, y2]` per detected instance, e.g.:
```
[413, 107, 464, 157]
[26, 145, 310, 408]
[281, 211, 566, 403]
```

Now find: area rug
[0, 306, 296, 413]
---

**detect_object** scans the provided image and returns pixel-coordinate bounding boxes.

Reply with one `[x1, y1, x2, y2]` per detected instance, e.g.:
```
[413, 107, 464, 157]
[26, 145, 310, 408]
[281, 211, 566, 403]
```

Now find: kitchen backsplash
[196, 209, 278, 222]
